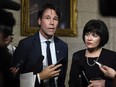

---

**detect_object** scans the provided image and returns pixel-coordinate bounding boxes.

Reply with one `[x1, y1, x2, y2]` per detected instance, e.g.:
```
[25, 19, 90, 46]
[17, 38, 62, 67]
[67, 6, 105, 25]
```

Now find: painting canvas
[21, 0, 77, 36]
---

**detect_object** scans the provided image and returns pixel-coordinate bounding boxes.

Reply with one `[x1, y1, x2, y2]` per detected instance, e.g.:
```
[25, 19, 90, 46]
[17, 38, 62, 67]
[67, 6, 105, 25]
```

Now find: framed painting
[21, 0, 77, 36]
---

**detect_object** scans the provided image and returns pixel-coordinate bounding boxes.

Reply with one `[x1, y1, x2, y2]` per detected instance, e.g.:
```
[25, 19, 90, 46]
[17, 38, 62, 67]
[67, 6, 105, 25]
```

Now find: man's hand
[10, 67, 19, 76]
[39, 64, 62, 80]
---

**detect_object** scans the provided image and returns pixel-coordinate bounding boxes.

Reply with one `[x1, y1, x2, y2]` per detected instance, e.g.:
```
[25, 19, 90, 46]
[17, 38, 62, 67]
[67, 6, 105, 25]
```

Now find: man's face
[38, 8, 59, 39]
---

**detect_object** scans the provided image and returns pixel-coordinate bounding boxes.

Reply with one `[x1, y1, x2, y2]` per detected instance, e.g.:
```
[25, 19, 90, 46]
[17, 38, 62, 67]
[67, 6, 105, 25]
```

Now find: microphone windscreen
[99, 0, 116, 16]
[0, 0, 21, 11]
[0, 9, 16, 27]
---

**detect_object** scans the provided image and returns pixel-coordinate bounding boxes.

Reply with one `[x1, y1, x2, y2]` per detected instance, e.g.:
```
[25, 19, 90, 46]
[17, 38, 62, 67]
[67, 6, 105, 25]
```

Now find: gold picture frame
[21, 0, 77, 36]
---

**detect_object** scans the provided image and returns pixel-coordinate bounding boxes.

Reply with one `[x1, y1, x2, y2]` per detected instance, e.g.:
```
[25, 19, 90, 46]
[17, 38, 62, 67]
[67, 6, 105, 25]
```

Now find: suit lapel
[33, 32, 42, 57]
[30, 32, 43, 73]
[54, 37, 63, 61]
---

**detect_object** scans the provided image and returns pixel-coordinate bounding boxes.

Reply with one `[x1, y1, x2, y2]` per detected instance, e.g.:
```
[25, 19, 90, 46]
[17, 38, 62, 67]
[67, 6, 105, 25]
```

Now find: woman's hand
[88, 79, 105, 87]
[99, 65, 116, 79]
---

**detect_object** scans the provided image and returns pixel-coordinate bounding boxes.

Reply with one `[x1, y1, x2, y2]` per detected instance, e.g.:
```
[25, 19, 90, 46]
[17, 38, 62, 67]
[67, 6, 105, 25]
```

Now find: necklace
[86, 57, 99, 66]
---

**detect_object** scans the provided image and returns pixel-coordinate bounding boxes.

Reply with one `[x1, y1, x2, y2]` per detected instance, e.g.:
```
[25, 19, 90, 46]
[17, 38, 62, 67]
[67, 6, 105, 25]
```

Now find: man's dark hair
[82, 19, 109, 48]
[38, 3, 61, 20]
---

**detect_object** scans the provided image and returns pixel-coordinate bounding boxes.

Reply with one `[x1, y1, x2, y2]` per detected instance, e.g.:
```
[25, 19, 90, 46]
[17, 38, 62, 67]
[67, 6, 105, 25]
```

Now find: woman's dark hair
[38, 3, 61, 20]
[82, 19, 109, 48]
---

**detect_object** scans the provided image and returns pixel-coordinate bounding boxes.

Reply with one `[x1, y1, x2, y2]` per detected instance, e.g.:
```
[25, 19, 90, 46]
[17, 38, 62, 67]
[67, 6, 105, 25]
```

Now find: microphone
[0, 9, 16, 27]
[78, 61, 90, 85]
[78, 74, 83, 87]
[0, 0, 21, 11]
[82, 70, 90, 85]
[15, 60, 24, 68]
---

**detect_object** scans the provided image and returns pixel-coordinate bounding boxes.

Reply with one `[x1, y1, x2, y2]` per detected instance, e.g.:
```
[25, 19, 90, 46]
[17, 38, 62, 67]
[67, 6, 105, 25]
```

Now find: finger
[51, 69, 61, 74]
[50, 69, 61, 77]
[51, 71, 61, 77]
[15, 68, 19, 73]
[12, 68, 19, 73]
[53, 73, 60, 77]
[87, 84, 93, 87]
[48, 64, 55, 68]
[53, 64, 62, 69]
[10, 67, 17, 72]
[102, 65, 109, 70]
[99, 66, 107, 73]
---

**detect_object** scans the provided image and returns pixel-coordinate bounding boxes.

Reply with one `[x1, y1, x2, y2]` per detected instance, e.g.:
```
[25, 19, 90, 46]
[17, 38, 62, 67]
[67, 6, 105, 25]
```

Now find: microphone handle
[14, 60, 24, 68]
[79, 74, 83, 87]
[82, 71, 90, 84]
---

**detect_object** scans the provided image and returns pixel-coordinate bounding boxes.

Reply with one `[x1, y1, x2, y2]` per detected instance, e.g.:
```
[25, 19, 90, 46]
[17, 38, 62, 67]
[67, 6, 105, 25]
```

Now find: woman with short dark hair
[69, 19, 116, 87]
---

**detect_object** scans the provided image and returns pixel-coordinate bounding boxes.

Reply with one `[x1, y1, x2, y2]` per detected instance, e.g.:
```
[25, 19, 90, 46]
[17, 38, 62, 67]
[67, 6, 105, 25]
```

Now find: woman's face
[84, 32, 100, 49]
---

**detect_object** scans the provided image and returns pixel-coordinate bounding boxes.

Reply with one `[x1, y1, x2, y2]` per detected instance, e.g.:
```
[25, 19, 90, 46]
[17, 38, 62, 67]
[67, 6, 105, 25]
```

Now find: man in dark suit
[11, 3, 68, 87]
[0, 1, 20, 87]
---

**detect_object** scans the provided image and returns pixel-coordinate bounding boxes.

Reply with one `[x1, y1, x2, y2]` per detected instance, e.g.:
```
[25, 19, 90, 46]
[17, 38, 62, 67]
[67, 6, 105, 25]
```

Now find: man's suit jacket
[12, 32, 68, 87]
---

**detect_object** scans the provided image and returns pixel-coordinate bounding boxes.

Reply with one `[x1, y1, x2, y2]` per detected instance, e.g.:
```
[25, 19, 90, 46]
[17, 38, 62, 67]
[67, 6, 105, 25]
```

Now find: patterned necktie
[45, 41, 56, 87]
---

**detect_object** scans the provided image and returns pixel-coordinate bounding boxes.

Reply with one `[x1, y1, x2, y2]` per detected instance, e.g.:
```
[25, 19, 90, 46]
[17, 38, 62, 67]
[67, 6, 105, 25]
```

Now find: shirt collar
[39, 32, 54, 43]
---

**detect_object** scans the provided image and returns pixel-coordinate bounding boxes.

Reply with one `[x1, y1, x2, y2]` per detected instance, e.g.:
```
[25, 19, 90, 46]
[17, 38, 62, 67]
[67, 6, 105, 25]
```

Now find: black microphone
[0, 9, 16, 27]
[15, 60, 24, 68]
[78, 61, 90, 85]
[0, 0, 21, 11]
[82, 70, 90, 85]
[78, 74, 83, 87]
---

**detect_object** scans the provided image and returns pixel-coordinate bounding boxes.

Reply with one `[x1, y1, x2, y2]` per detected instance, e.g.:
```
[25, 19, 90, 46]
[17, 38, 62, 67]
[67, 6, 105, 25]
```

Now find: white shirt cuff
[37, 74, 41, 83]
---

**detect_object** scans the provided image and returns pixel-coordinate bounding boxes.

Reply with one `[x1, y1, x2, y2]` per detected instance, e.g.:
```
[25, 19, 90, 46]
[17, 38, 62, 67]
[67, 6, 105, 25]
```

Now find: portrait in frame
[21, 0, 77, 36]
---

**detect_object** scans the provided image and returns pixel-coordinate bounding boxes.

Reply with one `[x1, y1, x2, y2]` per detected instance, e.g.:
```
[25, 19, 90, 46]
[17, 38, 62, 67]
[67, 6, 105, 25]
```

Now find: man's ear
[38, 18, 41, 25]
